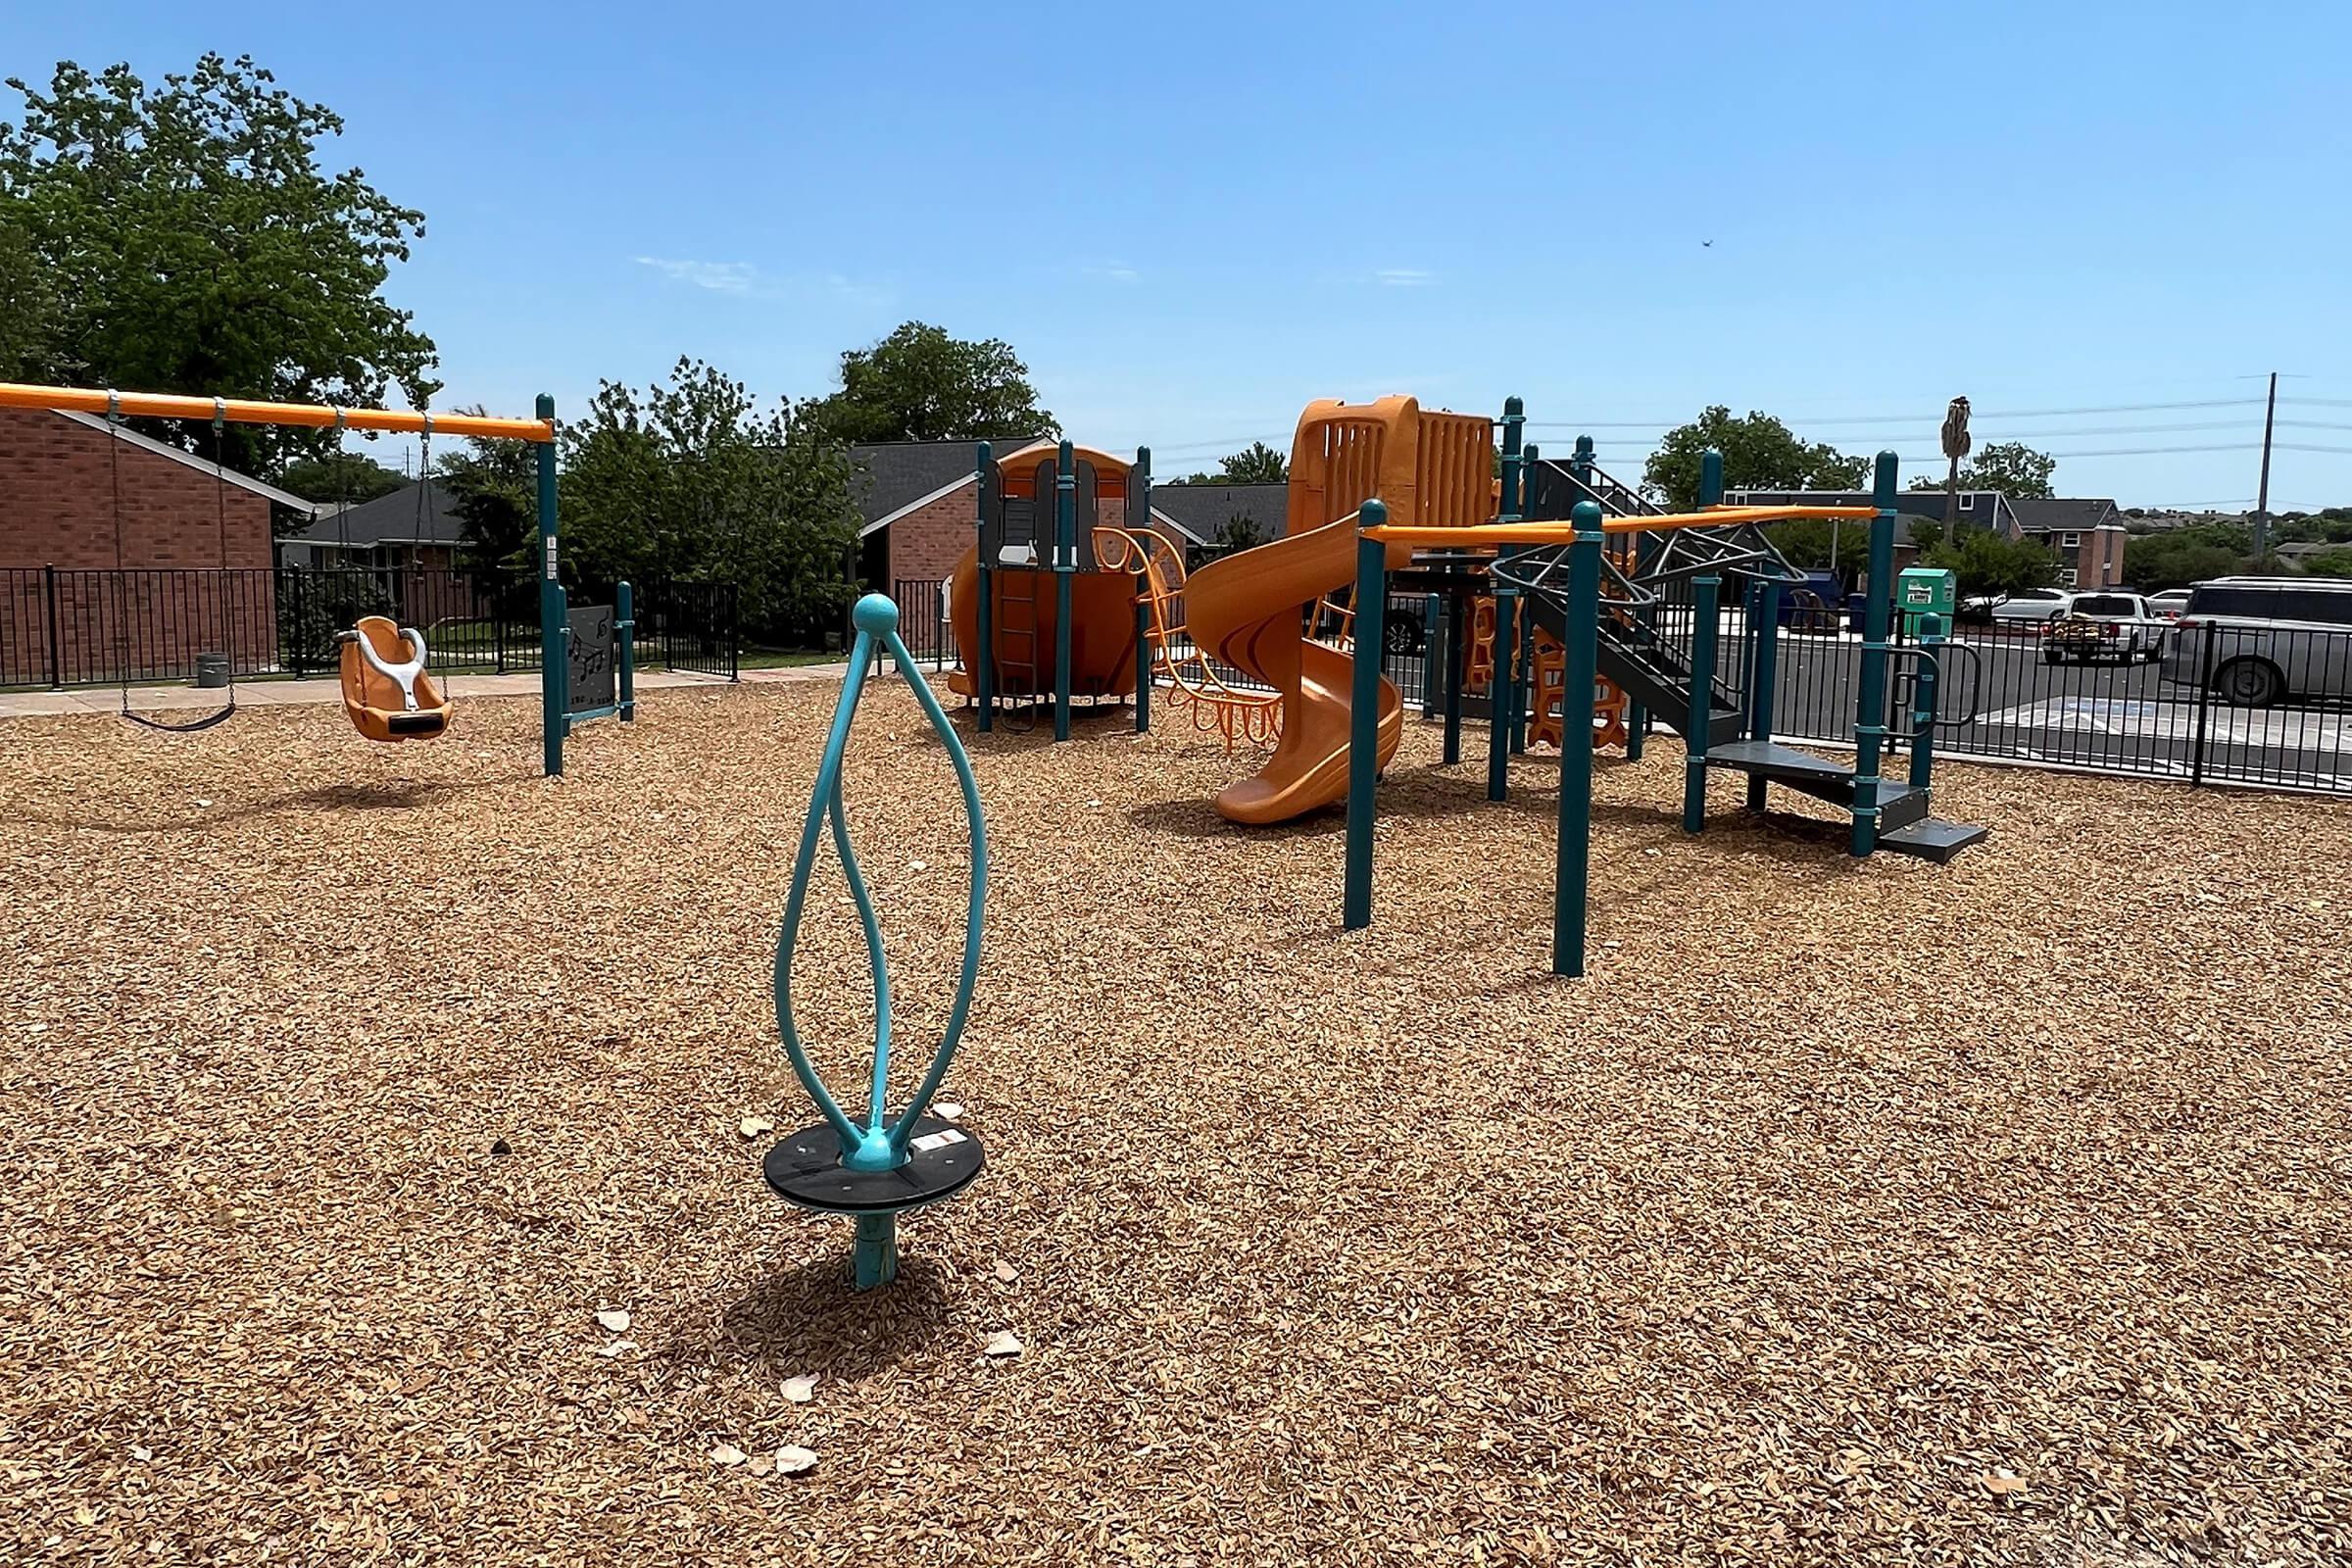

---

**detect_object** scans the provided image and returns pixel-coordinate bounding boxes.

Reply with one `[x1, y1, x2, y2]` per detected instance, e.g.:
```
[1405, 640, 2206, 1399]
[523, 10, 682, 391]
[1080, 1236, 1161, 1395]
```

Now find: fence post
[288, 569, 308, 680]
[974, 441, 996, 732]
[43, 564, 63, 690]
[2190, 625, 2219, 787]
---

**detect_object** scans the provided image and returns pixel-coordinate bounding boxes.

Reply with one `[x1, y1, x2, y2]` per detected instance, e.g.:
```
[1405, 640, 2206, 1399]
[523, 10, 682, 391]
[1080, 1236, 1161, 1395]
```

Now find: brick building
[0, 408, 312, 681]
[852, 438, 1211, 587]
[2011, 498, 2129, 589]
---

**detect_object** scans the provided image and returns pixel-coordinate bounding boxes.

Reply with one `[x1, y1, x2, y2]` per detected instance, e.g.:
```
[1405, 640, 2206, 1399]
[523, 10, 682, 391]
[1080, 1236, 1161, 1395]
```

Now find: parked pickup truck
[2040, 592, 2167, 663]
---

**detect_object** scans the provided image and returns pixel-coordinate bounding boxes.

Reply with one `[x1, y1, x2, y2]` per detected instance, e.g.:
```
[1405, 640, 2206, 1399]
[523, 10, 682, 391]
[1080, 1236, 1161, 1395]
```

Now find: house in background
[280, 480, 464, 570]
[1725, 487, 2016, 573]
[1149, 483, 1290, 553]
[0, 407, 308, 570]
[1729, 484, 2129, 587]
[2010, 498, 2128, 588]
[849, 438, 1210, 587]
[0, 407, 316, 677]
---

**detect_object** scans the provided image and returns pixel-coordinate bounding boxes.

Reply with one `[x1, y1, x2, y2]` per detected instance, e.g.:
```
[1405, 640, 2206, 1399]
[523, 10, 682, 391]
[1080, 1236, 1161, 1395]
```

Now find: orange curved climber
[1186, 396, 1493, 824]
[1093, 525, 1282, 753]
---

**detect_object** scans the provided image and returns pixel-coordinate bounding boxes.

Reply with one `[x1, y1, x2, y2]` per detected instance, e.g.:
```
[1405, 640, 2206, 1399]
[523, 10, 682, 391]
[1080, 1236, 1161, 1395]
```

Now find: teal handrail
[773, 593, 988, 1175]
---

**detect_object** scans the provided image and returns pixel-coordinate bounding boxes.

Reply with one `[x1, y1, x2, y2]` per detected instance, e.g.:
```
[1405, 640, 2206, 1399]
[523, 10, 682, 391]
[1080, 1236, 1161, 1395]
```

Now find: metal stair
[1499, 456, 1987, 863]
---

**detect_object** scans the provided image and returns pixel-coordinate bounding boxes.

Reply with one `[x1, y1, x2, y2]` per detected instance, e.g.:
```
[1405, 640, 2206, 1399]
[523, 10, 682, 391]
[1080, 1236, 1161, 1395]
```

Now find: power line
[1528, 396, 2268, 430]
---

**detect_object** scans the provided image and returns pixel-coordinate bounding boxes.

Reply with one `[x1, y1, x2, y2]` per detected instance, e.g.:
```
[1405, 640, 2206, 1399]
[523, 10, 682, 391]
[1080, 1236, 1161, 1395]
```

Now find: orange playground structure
[1186, 397, 1492, 823]
[946, 445, 1143, 710]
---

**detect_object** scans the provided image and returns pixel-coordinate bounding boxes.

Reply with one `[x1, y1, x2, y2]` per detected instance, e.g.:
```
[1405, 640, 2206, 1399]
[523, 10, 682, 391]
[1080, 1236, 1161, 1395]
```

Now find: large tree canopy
[805, 321, 1055, 445]
[0, 53, 438, 475]
[1911, 440, 2057, 501]
[1642, 407, 1870, 510]
[561, 359, 863, 645]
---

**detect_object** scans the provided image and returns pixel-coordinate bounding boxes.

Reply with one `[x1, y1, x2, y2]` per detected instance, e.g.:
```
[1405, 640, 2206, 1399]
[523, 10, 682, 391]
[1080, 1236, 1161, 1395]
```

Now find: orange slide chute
[1187, 396, 1494, 824]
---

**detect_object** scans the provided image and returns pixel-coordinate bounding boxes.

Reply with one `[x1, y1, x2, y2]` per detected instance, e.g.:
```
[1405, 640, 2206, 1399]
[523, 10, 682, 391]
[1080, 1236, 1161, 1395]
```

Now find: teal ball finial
[852, 593, 900, 635]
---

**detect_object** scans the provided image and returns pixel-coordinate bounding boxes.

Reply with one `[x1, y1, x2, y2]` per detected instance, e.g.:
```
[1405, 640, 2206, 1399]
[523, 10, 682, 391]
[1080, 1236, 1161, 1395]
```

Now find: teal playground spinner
[762, 593, 990, 1290]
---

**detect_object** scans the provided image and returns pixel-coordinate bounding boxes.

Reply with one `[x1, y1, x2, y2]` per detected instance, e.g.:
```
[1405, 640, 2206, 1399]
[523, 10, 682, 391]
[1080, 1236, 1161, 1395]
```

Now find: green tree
[0, 54, 438, 475]
[562, 359, 863, 645]
[0, 219, 56, 379]
[2303, 547, 2352, 577]
[1909, 440, 2057, 501]
[1171, 440, 1289, 486]
[436, 415, 540, 586]
[1917, 528, 2060, 603]
[805, 321, 1055, 445]
[1642, 407, 1870, 509]
[1764, 515, 1872, 578]
[2120, 524, 2248, 593]
[277, 449, 407, 506]
[1212, 514, 1263, 552]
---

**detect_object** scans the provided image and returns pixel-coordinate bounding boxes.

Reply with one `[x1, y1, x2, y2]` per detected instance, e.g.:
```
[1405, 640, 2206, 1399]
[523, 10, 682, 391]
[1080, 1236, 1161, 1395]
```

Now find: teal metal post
[1499, 398, 1524, 523]
[1497, 407, 1527, 757]
[974, 442, 995, 733]
[1512, 442, 1541, 754]
[1909, 612, 1945, 795]
[1487, 587, 1516, 801]
[1625, 462, 1649, 760]
[1684, 575, 1720, 833]
[1553, 503, 1604, 977]
[616, 580, 636, 722]
[1134, 446, 1152, 733]
[1440, 586, 1465, 762]
[1851, 453, 1898, 857]
[1745, 579, 1782, 810]
[535, 394, 562, 776]
[1698, 447, 1725, 509]
[1343, 503, 1390, 931]
[1053, 439, 1075, 743]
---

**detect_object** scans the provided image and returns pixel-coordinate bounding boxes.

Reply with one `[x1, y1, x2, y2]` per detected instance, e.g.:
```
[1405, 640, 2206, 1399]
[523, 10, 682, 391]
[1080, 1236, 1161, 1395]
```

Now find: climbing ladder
[1502, 455, 1986, 863]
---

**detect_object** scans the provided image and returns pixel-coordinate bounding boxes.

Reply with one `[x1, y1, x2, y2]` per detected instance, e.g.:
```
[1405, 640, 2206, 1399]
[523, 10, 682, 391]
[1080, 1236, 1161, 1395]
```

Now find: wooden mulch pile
[2, 681, 2347, 1565]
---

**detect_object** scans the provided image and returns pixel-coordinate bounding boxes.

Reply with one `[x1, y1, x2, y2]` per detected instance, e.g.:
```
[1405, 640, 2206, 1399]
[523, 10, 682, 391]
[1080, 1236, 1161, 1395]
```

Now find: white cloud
[1083, 262, 1142, 284]
[633, 257, 892, 309]
[634, 256, 760, 294]
[1376, 268, 1437, 287]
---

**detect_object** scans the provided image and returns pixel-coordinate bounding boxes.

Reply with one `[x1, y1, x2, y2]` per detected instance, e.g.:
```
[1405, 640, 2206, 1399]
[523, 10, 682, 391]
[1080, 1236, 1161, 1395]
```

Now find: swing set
[0, 380, 618, 774]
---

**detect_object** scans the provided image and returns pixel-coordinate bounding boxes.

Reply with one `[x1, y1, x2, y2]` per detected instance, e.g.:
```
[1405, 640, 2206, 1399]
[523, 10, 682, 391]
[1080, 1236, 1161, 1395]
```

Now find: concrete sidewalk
[0, 662, 854, 721]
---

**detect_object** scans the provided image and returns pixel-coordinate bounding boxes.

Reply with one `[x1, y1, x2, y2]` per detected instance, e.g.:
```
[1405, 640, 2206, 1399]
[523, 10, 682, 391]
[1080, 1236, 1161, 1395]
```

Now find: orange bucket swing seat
[336, 616, 453, 742]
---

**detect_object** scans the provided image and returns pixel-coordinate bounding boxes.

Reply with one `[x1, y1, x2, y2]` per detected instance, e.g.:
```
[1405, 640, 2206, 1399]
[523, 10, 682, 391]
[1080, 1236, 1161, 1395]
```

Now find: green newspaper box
[1897, 566, 1955, 635]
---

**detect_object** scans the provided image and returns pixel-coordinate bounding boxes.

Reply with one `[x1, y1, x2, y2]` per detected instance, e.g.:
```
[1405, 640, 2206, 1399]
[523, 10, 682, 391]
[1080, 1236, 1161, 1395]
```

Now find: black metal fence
[1764, 615, 2352, 795]
[893, 577, 953, 669]
[1, 565, 740, 689]
[880, 569, 2352, 798]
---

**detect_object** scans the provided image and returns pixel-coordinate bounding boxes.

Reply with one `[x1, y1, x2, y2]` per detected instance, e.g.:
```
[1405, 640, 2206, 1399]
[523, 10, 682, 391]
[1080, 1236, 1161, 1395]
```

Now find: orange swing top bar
[0, 380, 556, 443]
[1360, 503, 1879, 550]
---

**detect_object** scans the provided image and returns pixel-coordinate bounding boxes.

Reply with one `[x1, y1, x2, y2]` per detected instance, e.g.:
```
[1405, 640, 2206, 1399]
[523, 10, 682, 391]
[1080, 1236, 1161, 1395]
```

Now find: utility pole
[2252, 370, 2278, 563]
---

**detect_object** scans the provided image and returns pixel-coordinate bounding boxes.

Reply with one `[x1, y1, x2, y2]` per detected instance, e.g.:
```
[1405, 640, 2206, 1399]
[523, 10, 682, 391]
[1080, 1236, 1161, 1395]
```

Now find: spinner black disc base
[762, 1116, 984, 1215]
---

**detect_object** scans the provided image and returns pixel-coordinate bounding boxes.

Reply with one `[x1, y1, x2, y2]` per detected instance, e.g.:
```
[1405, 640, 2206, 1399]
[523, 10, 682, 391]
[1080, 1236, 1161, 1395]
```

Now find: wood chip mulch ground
[2, 679, 2348, 1567]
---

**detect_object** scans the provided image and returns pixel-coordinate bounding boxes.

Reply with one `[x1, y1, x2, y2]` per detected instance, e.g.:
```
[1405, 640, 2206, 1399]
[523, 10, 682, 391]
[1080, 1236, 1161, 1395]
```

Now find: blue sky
[15, 2, 2352, 508]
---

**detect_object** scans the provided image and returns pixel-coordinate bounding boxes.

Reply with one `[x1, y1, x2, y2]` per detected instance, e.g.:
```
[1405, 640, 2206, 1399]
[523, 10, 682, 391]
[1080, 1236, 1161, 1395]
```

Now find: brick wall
[883, 485, 1199, 587]
[0, 410, 279, 679]
[1, 410, 275, 569]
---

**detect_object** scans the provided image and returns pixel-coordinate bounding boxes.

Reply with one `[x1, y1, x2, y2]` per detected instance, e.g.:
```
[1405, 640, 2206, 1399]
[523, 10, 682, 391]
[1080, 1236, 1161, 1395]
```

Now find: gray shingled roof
[1149, 483, 1290, 548]
[288, 480, 461, 547]
[850, 437, 1047, 526]
[2012, 498, 2120, 532]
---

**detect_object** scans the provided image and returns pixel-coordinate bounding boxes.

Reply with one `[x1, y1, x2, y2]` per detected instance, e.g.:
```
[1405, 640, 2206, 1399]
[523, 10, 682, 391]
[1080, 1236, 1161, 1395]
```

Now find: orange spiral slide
[1187, 396, 1494, 824]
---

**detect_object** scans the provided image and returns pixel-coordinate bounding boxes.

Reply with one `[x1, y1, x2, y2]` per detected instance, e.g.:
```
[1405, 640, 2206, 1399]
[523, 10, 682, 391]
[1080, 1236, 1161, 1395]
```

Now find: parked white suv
[2040, 592, 2167, 663]
[2159, 577, 2352, 706]
[1981, 588, 2078, 624]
